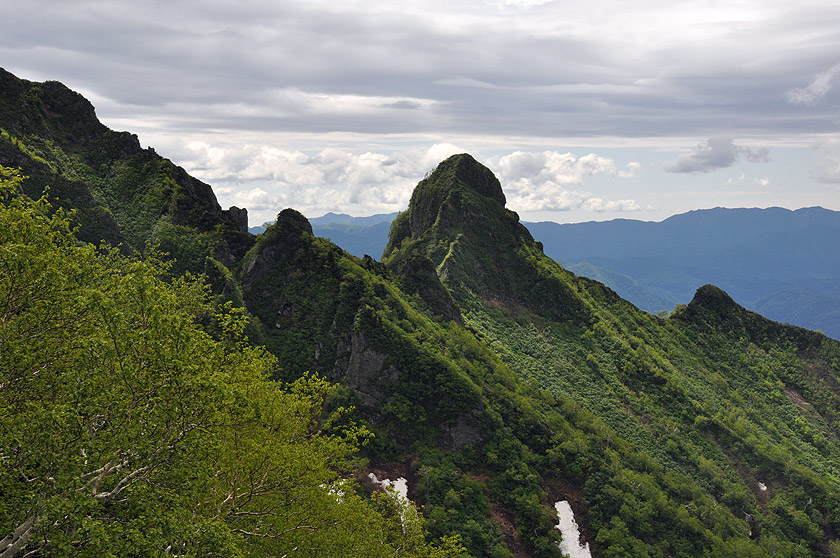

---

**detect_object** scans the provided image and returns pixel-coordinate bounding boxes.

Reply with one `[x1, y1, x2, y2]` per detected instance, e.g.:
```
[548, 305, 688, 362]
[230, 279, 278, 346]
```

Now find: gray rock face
[338, 331, 400, 406]
[442, 416, 484, 450]
[224, 205, 249, 233]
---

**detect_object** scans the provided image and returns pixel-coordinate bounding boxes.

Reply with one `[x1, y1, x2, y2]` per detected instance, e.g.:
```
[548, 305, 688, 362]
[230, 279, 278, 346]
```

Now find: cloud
[663, 138, 770, 174]
[433, 77, 502, 89]
[488, 150, 641, 212]
[725, 174, 771, 188]
[11, 0, 840, 143]
[177, 142, 470, 223]
[492, 150, 634, 186]
[381, 100, 424, 109]
[175, 143, 644, 221]
[503, 187, 641, 213]
[786, 64, 840, 106]
[618, 161, 641, 179]
[811, 138, 840, 184]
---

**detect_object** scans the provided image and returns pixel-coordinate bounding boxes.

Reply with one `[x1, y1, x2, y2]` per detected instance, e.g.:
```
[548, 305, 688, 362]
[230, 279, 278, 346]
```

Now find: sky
[4, 0, 840, 225]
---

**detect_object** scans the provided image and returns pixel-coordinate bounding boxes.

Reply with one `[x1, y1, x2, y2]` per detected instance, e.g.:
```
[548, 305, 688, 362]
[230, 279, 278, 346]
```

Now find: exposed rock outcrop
[224, 205, 249, 233]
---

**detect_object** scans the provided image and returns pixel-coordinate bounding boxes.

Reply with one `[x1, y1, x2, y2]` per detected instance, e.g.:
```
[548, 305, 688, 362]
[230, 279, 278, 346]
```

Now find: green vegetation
[3, 69, 840, 557]
[0, 68, 251, 266]
[0, 168, 465, 558]
[378, 154, 840, 557]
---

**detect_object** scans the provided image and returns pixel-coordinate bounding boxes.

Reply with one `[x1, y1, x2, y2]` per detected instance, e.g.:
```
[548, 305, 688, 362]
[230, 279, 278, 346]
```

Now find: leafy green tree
[0, 167, 463, 557]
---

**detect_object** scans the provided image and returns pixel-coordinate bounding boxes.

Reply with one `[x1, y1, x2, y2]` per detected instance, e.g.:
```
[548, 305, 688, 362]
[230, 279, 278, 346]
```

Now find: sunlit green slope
[379, 153, 840, 557]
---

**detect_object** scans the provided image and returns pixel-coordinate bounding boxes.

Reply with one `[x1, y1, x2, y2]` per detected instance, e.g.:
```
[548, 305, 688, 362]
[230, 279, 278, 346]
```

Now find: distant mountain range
[281, 207, 840, 339]
[528, 207, 840, 339]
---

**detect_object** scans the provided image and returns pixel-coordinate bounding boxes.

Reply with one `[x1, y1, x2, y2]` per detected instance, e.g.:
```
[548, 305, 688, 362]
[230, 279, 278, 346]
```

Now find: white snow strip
[368, 473, 409, 503]
[555, 500, 592, 558]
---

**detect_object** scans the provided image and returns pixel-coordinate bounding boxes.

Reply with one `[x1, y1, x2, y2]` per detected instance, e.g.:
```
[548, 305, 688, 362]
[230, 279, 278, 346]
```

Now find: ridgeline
[3, 69, 840, 558]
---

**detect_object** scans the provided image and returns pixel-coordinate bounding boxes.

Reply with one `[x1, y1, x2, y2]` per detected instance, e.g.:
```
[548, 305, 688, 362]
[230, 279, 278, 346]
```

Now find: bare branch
[93, 465, 151, 501]
[0, 511, 38, 558]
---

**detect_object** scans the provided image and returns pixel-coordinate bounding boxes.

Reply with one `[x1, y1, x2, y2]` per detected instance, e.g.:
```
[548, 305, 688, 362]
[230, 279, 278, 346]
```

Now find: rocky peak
[383, 154, 591, 325]
[683, 284, 742, 321]
[276, 208, 313, 236]
[0, 67, 106, 143]
[675, 284, 753, 332]
[433, 153, 506, 205]
[242, 209, 314, 280]
[403, 154, 508, 239]
[223, 206, 249, 233]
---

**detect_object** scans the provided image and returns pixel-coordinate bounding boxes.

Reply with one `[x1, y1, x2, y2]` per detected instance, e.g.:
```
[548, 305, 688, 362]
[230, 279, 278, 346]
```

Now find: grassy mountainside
[379, 154, 840, 557]
[231, 152, 840, 557]
[3, 71, 840, 557]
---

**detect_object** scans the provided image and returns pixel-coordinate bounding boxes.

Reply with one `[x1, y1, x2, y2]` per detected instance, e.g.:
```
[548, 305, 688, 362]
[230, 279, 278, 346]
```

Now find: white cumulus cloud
[176, 142, 472, 223]
[176, 144, 645, 221]
[488, 150, 641, 213]
[786, 64, 840, 106]
[663, 138, 770, 174]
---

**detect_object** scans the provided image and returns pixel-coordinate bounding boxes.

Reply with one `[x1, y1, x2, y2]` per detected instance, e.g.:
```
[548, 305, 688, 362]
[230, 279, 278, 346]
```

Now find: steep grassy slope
[381, 154, 840, 557]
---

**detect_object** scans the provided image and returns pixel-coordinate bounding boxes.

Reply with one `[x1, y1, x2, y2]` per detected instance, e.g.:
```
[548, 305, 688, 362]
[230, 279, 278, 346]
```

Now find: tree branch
[0, 511, 38, 558]
[93, 465, 151, 501]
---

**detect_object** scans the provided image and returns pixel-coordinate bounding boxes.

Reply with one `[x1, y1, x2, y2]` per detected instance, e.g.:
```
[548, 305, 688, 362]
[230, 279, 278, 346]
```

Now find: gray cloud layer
[5, 0, 840, 140]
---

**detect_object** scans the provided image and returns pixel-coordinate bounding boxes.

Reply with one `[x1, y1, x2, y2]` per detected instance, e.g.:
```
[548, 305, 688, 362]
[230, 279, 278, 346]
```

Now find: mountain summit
[385, 153, 590, 324]
[404, 152, 506, 236]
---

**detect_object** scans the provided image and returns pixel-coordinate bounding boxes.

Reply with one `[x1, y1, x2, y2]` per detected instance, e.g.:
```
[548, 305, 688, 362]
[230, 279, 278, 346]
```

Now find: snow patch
[368, 473, 409, 503]
[554, 500, 592, 558]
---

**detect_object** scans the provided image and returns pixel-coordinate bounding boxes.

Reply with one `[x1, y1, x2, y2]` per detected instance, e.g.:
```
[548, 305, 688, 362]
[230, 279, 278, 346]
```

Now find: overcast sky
[4, 0, 840, 224]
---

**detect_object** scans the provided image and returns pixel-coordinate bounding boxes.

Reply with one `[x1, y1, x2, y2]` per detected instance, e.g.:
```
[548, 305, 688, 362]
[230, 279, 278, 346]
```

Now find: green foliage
[374, 154, 840, 556]
[0, 169, 463, 558]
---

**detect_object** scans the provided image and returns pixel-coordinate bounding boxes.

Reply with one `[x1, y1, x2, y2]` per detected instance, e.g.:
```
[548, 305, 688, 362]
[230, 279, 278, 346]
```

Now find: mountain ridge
[294, 202, 840, 338]
[527, 206, 840, 337]
[0, 67, 250, 267]
[4, 70, 840, 558]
